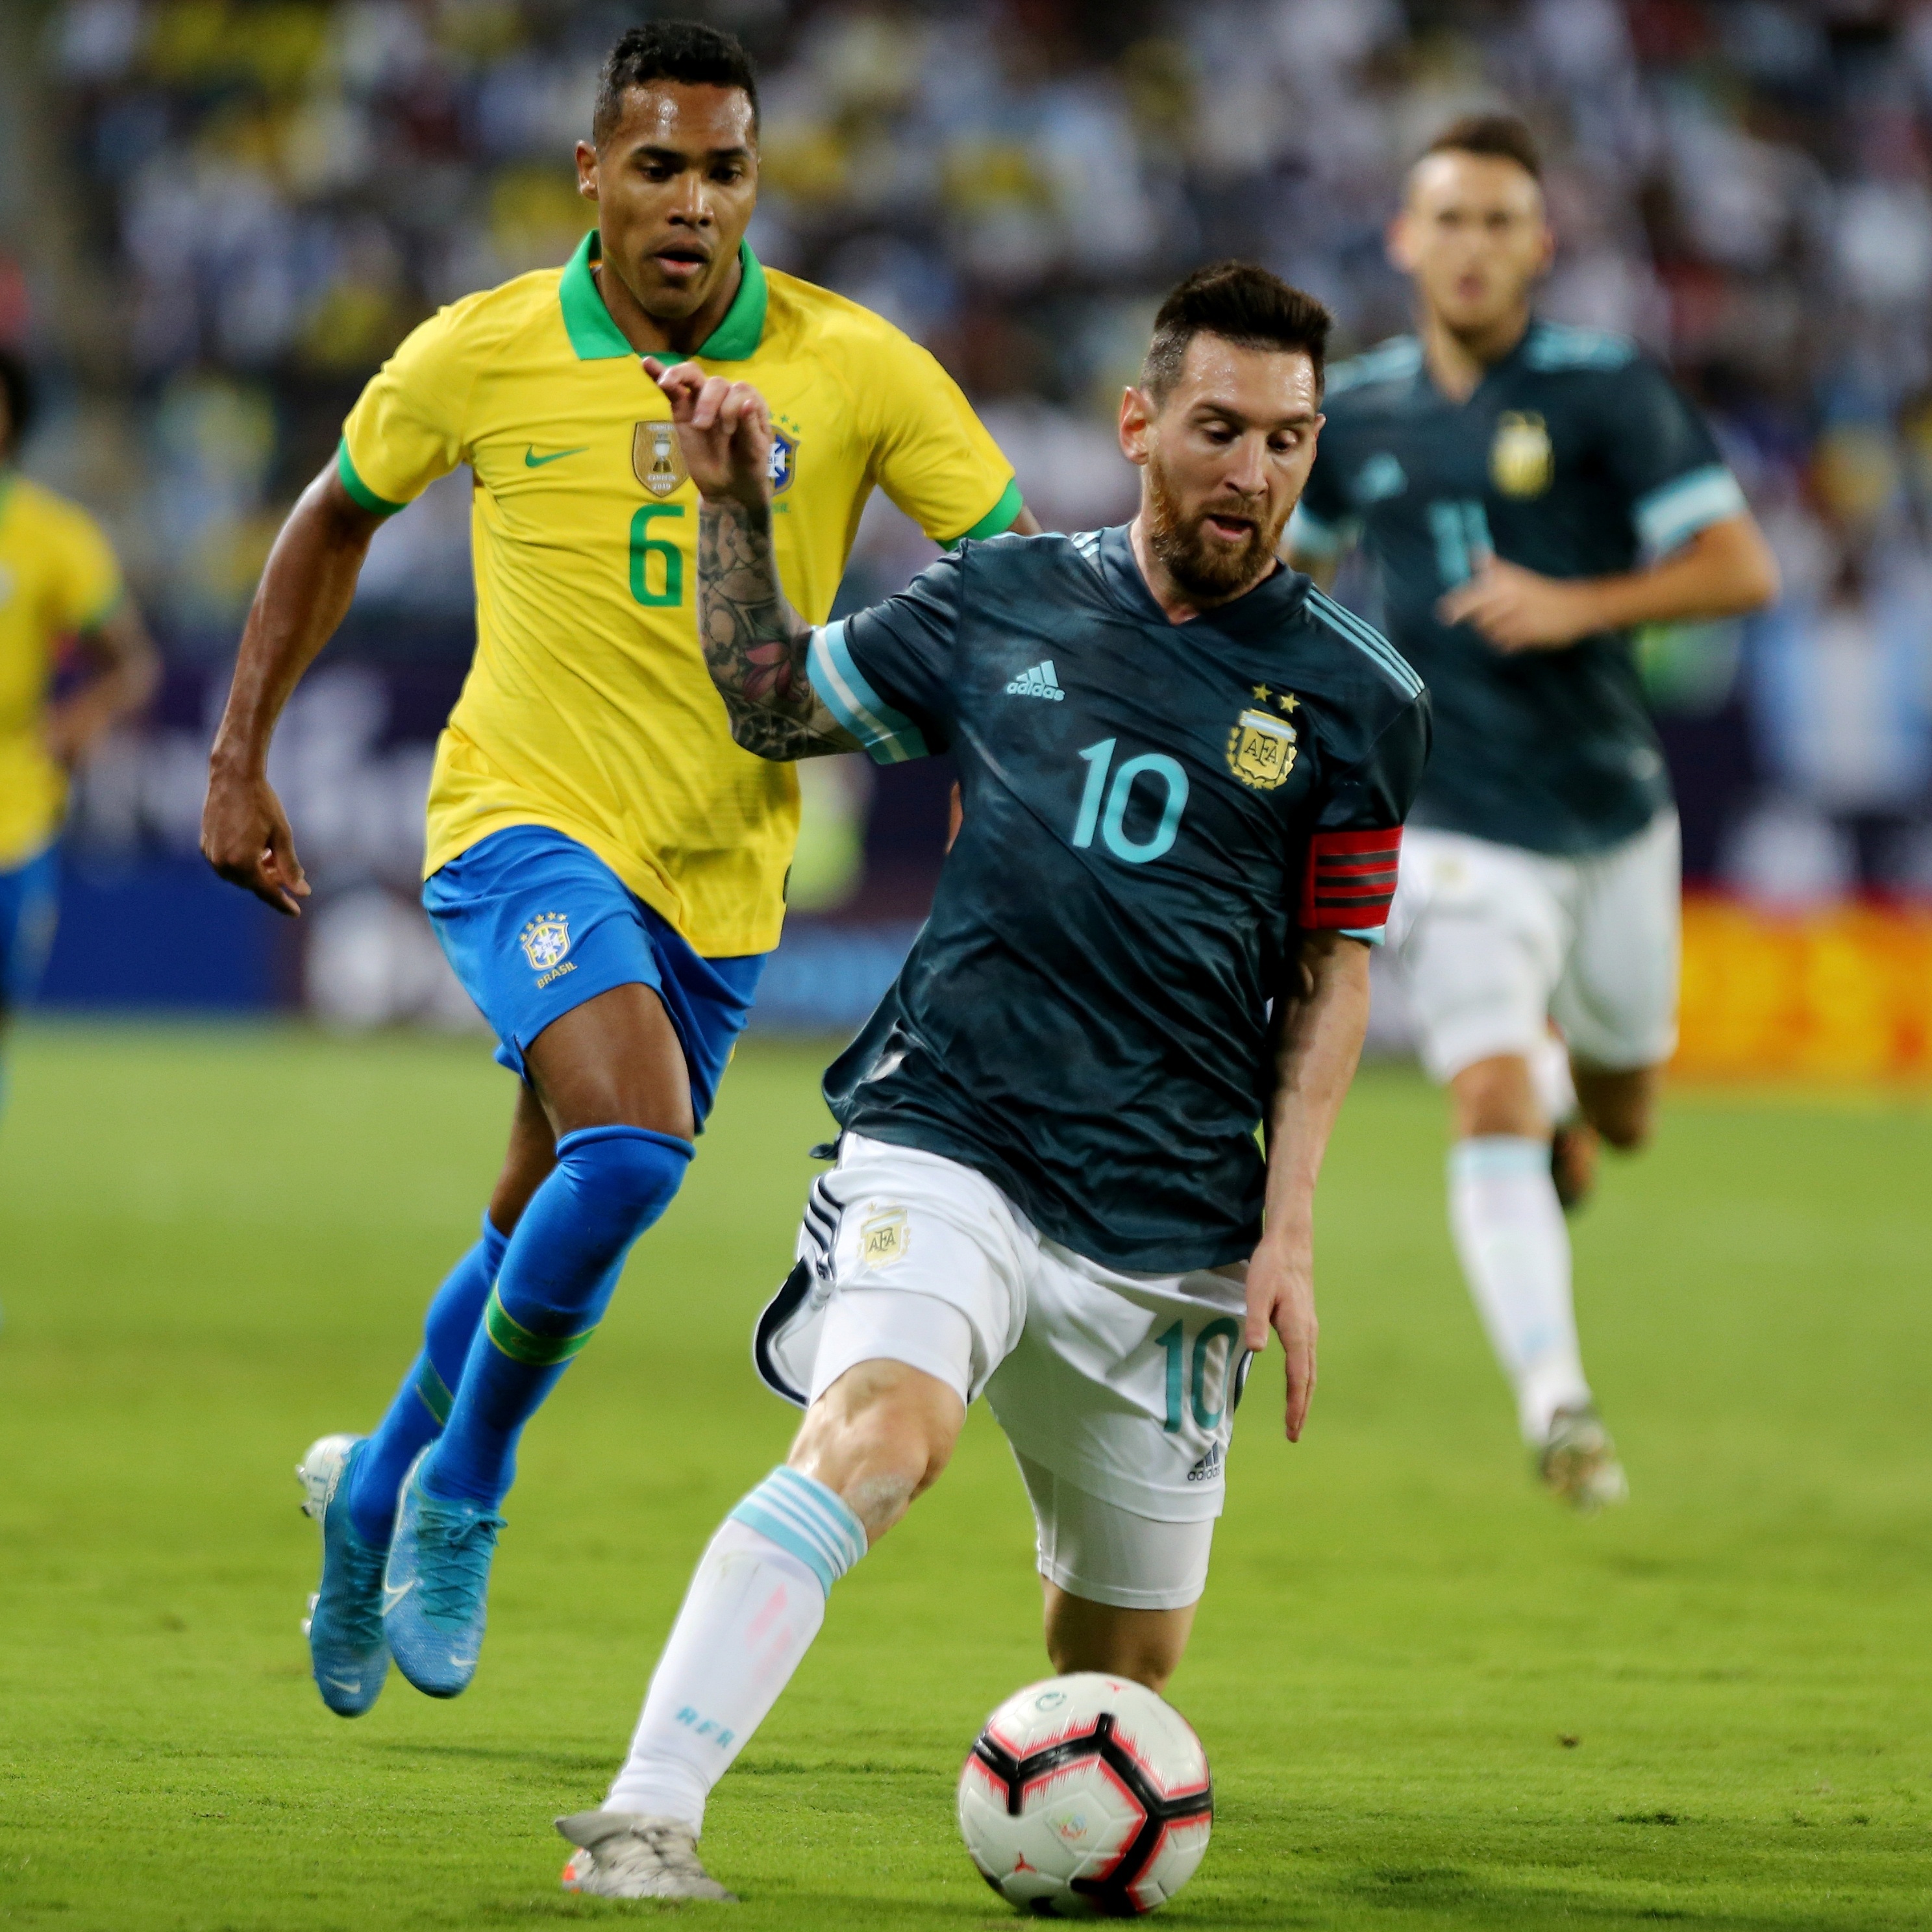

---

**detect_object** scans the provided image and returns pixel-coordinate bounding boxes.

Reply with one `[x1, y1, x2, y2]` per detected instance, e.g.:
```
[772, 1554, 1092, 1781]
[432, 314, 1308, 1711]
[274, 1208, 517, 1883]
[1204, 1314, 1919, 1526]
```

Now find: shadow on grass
[368, 1740, 613, 1776]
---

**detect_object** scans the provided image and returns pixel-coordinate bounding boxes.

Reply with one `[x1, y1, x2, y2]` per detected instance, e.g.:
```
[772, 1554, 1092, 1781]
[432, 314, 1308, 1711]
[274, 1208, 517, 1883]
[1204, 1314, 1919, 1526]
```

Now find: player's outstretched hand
[1243, 1231, 1318, 1442]
[643, 357, 774, 510]
[1437, 554, 1597, 652]
[201, 768, 310, 917]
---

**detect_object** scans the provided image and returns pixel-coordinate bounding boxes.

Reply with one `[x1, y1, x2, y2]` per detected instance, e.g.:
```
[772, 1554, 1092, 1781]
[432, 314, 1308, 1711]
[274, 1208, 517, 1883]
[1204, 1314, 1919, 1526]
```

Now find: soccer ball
[956, 1673, 1213, 1916]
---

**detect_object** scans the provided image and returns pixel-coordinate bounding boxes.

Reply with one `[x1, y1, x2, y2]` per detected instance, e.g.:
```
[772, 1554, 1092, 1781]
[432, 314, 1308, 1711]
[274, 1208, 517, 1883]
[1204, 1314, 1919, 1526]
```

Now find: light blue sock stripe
[747, 1480, 857, 1579]
[1450, 1135, 1551, 1182]
[731, 1500, 840, 1592]
[729, 1467, 867, 1595]
[769, 1467, 867, 1569]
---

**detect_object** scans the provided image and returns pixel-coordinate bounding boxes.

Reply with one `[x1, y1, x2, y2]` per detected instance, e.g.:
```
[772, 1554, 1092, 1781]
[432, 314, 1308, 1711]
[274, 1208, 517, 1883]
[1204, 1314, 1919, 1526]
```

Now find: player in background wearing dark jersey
[1289, 116, 1777, 1510]
[541, 266, 1428, 1898]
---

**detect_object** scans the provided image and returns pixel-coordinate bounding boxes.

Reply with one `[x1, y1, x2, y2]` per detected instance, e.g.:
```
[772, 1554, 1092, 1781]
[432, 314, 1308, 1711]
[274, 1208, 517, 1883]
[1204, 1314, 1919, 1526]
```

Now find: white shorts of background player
[1387, 810, 1681, 1083]
[755, 1133, 1252, 1613]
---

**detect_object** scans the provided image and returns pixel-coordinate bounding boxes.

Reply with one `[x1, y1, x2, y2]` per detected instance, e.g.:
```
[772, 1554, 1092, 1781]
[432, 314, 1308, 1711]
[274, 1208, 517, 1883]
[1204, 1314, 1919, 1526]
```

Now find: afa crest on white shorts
[518, 911, 572, 973]
[858, 1204, 910, 1269]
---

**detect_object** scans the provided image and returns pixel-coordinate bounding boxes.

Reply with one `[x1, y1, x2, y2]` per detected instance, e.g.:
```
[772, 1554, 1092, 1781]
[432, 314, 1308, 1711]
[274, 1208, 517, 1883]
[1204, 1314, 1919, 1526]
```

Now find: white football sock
[1448, 1136, 1591, 1444]
[1528, 1032, 1578, 1128]
[606, 1468, 867, 1832]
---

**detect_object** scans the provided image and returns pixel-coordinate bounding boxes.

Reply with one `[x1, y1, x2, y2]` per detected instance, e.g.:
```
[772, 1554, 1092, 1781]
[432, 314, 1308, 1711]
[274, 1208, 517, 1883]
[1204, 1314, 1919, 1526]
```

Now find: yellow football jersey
[0, 475, 123, 869]
[340, 234, 1019, 957]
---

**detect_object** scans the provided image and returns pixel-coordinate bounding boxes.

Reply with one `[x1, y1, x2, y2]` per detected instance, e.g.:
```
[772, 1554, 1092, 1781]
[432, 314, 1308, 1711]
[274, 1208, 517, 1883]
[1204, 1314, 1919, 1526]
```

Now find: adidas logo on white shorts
[1005, 659, 1065, 701]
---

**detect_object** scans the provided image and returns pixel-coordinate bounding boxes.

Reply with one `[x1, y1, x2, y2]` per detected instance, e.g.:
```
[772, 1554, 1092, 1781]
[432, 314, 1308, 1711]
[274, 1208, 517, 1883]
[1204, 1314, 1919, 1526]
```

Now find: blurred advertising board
[1677, 897, 1932, 1082]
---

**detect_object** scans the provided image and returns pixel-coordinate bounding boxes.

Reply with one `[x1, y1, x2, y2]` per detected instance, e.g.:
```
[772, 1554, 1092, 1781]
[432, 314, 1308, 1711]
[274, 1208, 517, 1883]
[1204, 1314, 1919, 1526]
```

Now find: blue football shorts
[423, 825, 767, 1128]
[0, 844, 60, 1011]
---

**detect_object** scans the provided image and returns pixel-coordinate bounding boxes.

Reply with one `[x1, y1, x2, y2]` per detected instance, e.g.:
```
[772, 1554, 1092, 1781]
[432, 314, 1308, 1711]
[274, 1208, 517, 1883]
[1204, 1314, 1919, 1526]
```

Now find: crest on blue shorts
[518, 911, 572, 974]
[769, 427, 798, 495]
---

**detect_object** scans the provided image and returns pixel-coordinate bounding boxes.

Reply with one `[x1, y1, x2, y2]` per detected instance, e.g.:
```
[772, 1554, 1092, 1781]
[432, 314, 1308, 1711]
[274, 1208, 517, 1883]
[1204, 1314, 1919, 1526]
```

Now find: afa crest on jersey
[1490, 411, 1554, 497]
[858, 1204, 909, 1270]
[518, 911, 572, 972]
[634, 420, 688, 498]
[1226, 704, 1298, 791]
[769, 427, 799, 494]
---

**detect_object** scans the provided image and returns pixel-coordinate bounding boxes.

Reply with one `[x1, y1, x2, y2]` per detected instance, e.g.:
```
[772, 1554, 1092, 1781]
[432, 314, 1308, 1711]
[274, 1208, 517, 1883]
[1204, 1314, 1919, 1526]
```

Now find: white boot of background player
[1446, 1074, 1627, 1513]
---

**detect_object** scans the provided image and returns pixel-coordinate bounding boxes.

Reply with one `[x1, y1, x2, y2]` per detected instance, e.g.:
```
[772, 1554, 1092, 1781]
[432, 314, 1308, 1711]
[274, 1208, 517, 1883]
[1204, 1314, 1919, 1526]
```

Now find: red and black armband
[1300, 826, 1404, 930]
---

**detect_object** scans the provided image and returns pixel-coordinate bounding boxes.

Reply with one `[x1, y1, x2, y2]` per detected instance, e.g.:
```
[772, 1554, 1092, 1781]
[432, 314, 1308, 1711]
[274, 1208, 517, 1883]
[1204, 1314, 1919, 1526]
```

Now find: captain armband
[1300, 827, 1403, 930]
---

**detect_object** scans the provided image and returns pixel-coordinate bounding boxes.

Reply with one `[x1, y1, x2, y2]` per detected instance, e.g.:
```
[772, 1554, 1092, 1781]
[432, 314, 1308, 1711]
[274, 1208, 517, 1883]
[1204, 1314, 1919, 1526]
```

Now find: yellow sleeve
[338, 302, 481, 514]
[51, 504, 125, 632]
[863, 328, 1022, 545]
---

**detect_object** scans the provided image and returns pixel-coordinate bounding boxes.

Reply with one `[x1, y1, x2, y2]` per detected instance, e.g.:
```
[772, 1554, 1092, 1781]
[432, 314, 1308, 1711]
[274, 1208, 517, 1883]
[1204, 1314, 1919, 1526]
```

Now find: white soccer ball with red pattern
[956, 1673, 1213, 1916]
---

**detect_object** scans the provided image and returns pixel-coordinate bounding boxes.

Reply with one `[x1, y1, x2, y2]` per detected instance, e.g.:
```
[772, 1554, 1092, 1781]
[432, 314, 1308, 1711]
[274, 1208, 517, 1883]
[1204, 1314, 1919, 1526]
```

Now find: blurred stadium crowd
[5, 0, 1932, 1033]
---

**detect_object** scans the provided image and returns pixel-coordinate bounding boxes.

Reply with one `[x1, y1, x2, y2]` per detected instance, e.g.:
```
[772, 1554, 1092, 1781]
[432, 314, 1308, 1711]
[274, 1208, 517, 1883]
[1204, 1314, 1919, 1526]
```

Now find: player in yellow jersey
[0, 348, 158, 1117]
[199, 21, 1034, 1716]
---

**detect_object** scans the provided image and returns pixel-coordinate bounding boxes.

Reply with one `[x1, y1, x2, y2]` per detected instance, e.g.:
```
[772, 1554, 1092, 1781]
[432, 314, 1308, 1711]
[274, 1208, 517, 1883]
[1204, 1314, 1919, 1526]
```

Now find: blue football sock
[424, 1125, 693, 1510]
[347, 1210, 512, 1546]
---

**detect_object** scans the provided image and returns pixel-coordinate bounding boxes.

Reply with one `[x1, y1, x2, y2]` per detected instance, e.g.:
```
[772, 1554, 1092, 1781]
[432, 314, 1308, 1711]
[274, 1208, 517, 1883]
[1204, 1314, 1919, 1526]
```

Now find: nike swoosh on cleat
[525, 445, 587, 468]
[324, 1676, 363, 1694]
[382, 1580, 417, 1615]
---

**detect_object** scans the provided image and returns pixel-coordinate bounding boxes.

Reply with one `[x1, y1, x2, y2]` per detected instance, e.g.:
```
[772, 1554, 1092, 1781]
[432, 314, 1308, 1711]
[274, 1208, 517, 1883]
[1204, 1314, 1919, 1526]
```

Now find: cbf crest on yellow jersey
[0, 477, 124, 868]
[338, 234, 1020, 957]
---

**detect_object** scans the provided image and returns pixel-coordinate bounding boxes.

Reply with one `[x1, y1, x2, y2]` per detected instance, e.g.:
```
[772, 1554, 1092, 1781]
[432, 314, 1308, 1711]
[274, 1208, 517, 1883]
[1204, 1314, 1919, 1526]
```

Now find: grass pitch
[0, 1026, 1927, 1932]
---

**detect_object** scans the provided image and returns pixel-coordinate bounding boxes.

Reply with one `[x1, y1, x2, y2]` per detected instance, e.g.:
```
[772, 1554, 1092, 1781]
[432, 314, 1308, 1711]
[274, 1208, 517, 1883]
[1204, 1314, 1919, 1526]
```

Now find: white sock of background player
[1528, 1028, 1578, 1128]
[1448, 1136, 1591, 1444]
[604, 1467, 867, 1832]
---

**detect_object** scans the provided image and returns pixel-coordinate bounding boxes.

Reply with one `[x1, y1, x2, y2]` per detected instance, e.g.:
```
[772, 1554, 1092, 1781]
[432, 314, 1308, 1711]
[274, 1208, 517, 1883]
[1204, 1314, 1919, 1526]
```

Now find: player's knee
[1450, 1054, 1544, 1140]
[792, 1360, 963, 1535]
[556, 1124, 693, 1231]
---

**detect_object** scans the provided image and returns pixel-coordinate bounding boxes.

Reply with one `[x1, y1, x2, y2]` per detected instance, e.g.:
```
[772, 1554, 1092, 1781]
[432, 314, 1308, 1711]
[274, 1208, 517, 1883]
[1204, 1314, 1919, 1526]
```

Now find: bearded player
[1288, 116, 1777, 1508]
[201, 20, 1034, 1715]
[547, 262, 1429, 1899]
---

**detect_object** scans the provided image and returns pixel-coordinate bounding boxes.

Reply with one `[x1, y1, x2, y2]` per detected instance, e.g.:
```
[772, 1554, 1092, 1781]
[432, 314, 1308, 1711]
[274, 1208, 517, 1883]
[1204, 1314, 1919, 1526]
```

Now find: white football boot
[556, 1811, 737, 1901]
[1539, 1404, 1629, 1513]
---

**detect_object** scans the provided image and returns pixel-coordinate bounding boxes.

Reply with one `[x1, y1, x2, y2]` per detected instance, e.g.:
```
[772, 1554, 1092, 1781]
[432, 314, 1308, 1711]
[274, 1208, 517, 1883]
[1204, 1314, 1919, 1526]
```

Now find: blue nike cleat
[382, 1446, 504, 1698]
[297, 1433, 391, 1718]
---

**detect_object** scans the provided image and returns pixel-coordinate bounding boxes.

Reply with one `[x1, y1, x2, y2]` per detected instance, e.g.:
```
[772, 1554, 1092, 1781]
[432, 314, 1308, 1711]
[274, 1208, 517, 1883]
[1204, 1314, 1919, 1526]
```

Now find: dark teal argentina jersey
[804, 525, 1430, 1273]
[1292, 320, 1746, 855]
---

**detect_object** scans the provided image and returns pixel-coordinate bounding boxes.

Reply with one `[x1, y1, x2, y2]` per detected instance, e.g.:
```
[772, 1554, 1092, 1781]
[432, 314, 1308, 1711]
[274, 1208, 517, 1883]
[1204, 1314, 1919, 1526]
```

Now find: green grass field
[1, 1026, 1928, 1932]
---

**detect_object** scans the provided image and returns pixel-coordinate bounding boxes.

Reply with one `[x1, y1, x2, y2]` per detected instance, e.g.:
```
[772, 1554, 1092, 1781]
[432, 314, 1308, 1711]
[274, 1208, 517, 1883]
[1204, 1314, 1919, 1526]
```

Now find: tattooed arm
[697, 495, 858, 759]
[647, 356, 858, 762]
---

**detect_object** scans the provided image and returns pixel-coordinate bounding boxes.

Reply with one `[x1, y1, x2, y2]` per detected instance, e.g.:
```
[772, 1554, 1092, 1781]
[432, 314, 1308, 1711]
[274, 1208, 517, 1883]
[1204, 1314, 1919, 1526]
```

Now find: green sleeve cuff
[336, 439, 407, 517]
[947, 477, 1024, 549]
[75, 588, 126, 634]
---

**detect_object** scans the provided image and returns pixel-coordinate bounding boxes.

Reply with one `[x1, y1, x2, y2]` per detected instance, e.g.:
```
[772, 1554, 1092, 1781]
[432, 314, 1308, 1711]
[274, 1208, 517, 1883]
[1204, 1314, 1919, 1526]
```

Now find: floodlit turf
[0, 1026, 1928, 1932]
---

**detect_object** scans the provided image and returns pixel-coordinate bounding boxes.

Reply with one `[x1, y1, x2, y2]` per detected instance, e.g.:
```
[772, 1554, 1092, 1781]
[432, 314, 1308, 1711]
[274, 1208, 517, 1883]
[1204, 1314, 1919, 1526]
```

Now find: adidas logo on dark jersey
[1004, 660, 1065, 701]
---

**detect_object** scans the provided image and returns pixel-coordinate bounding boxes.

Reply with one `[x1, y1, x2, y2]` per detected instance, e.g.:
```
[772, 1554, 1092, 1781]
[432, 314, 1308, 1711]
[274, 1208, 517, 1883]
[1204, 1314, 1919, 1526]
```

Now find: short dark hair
[0, 349, 34, 460]
[593, 20, 760, 147]
[1141, 262, 1332, 404]
[1420, 112, 1542, 182]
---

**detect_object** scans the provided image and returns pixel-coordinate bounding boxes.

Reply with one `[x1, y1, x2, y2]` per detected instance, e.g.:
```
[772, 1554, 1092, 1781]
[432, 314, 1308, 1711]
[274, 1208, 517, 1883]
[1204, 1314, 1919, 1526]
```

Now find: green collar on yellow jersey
[560, 231, 767, 364]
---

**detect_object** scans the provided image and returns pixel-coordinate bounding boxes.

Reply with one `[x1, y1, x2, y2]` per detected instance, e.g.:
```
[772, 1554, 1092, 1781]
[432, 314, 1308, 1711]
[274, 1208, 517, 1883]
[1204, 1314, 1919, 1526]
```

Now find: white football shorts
[752, 1133, 1253, 1611]
[1387, 811, 1681, 1082]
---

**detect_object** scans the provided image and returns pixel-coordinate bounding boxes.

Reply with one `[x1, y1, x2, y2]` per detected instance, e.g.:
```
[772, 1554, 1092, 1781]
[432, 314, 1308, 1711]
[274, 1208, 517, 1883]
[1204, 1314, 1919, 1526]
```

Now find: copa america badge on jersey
[1490, 410, 1554, 497]
[634, 420, 689, 497]
[517, 911, 572, 973]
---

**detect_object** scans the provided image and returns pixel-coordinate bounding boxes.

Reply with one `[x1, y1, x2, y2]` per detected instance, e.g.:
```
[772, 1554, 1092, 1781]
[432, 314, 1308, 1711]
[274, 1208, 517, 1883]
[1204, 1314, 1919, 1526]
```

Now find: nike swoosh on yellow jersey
[525, 445, 588, 467]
